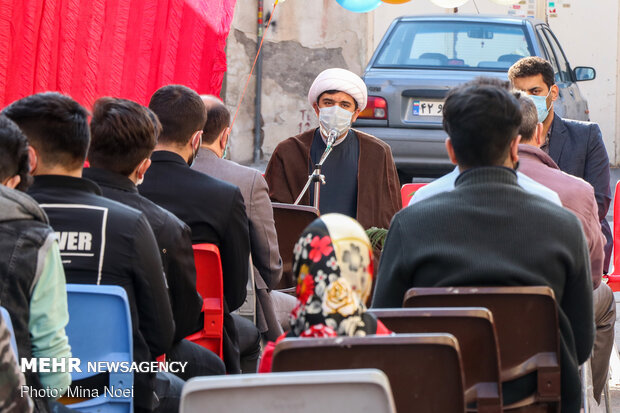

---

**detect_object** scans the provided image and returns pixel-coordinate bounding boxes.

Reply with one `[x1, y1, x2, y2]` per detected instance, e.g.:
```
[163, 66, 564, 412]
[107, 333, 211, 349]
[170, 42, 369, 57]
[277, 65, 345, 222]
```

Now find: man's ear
[312, 103, 320, 118]
[550, 84, 559, 102]
[191, 130, 203, 149]
[221, 127, 230, 148]
[445, 138, 458, 165]
[137, 158, 151, 179]
[28, 146, 38, 175]
[534, 122, 544, 147]
[350, 108, 361, 123]
[510, 134, 521, 163]
[3, 175, 21, 189]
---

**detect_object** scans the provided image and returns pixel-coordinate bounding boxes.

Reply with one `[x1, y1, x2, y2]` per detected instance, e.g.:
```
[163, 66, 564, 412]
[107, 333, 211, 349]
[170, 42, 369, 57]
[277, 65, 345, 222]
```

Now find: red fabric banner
[0, 0, 236, 109]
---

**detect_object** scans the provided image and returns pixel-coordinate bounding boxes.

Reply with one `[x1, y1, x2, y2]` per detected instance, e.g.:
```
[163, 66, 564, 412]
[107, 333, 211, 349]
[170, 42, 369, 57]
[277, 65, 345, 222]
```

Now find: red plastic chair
[400, 183, 426, 208]
[604, 181, 620, 291]
[186, 243, 224, 358]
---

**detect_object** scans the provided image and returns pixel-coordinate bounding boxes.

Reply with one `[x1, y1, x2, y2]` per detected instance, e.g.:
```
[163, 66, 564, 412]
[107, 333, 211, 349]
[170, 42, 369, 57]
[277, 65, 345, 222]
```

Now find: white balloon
[489, 0, 518, 4]
[429, 0, 469, 7]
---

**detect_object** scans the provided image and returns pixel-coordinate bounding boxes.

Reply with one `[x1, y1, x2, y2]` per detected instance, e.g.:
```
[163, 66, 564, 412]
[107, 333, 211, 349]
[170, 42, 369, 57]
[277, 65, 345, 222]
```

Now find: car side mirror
[574, 66, 596, 81]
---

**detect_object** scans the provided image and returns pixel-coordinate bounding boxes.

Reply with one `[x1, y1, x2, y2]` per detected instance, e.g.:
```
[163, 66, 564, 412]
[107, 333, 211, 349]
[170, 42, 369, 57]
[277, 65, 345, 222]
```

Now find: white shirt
[409, 166, 562, 206]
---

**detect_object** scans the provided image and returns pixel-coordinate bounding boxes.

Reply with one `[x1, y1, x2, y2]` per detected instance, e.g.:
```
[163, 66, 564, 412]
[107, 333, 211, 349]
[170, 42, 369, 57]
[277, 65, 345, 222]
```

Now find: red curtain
[0, 0, 237, 109]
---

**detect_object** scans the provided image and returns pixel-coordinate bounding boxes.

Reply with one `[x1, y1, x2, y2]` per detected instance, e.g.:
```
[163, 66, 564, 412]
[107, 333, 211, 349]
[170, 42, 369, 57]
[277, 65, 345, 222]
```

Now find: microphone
[326, 129, 338, 148]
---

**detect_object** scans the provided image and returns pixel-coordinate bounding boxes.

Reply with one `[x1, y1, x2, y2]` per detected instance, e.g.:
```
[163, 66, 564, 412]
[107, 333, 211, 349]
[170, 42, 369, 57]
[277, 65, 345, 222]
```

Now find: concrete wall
[225, 0, 371, 165]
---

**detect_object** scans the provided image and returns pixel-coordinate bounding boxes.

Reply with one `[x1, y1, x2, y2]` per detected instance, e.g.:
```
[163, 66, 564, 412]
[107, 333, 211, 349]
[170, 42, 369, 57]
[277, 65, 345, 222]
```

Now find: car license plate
[412, 100, 444, 116]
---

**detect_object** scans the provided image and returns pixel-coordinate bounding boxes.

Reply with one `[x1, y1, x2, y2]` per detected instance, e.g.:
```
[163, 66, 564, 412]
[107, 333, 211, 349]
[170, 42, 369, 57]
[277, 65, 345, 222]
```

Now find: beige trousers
[591, 282, 616, 402]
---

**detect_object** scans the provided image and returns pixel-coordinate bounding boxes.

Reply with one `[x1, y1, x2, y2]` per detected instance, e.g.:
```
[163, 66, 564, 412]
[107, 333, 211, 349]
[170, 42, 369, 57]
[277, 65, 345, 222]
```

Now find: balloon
[489, 0, 518, 4]
[381, 0, 411, 4]
[429, 0, 469, 7]
[336, 0, 382, 13]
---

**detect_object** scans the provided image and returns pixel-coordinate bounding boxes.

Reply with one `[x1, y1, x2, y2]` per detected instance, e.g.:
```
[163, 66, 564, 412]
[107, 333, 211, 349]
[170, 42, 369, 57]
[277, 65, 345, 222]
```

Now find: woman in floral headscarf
[258, 213, 390, 372]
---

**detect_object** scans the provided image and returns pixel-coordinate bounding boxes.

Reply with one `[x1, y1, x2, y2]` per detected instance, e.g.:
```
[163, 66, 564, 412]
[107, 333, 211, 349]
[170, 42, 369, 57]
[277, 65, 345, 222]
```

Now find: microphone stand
[294, 130, 338, 209]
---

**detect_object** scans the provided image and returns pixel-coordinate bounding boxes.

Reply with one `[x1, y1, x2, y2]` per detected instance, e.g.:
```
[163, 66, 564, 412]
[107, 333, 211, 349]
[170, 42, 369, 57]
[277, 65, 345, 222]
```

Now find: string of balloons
[337, 0, 518, 13]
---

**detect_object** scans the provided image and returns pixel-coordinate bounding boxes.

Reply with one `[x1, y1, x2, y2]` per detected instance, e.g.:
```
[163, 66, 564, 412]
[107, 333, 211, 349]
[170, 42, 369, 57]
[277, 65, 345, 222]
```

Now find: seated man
[4, 93, 177, 413]
[509, 57, 612, 271]
[372, 80, 594, 412]
[516, 95, 615, 403]
[84, 97, 225, 378]
[140, 85, 257, 374]
[193, 95, 293, 339]
[0, 115, 71, 412]
[265, 68, 401, 229]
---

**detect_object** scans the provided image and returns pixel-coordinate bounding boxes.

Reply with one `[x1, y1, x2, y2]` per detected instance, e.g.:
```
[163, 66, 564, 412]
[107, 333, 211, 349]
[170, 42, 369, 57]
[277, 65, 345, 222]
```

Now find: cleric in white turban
[307, 68, 368, 112]
[264, 67, 401, 234]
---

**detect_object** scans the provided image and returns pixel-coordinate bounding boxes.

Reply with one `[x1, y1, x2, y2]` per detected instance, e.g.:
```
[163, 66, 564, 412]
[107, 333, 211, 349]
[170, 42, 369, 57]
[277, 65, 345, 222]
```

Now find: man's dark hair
[517, 95, 539, 144]
[468, 77, 511, 90]
[2, 92, 90, 170]
[442, 78, 522, 168]
[508, 57, 555, 89]
[202, 99, 230, 144]
[0, 115, 32, 190]
[317, 89, 359, 110]
[148, 85, 207, 146]
[89, 97, 161, 176]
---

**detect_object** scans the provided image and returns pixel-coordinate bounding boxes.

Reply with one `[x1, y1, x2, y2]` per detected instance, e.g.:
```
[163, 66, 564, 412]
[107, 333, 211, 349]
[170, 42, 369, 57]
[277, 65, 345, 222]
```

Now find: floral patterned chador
[259, 213, 390, 372]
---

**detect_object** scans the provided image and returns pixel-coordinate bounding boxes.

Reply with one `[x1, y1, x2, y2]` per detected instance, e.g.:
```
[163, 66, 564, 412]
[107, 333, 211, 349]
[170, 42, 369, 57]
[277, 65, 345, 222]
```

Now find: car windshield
[374, 21, 533, 70]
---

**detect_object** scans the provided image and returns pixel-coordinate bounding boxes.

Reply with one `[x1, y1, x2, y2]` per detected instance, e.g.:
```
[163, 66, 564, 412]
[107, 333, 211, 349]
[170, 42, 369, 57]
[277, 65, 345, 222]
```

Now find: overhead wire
[230, 0, 280, 132]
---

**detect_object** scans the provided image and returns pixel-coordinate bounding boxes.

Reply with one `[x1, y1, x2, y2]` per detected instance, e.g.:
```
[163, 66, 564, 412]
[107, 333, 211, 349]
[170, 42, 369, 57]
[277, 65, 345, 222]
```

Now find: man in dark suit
[509, 57, 612, 273]
[193, 95, 295, 340]
[139, 84, 258, 374]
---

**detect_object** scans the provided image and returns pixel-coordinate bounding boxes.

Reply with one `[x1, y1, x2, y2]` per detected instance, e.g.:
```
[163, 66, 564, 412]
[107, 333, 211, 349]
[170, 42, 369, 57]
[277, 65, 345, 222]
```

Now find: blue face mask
[529, 89, 552, 123]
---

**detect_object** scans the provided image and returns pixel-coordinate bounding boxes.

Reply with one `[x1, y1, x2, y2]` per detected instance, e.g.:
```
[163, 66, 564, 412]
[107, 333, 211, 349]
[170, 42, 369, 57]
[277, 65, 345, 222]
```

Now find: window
[374, 21, 533, 70]
[535, 26, 562, 83]
[543, 27, 572, 82]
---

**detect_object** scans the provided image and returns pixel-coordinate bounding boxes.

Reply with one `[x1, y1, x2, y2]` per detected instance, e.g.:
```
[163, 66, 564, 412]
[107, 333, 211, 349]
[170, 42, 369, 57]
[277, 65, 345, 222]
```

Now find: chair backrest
[403, 286, 560, 408]
[64, 284, 133, 410]
[271, 203, 319, 289]
[368, 307, 501, 412]
[608, 180, 620, 289]
[400, 183, 426, 208]
[272, 333, 466, 413]
[180, 369, 396, 413]
[193, 243, 223, 301]
[0, 306, 18, 358]
[189, 243, 224, 358]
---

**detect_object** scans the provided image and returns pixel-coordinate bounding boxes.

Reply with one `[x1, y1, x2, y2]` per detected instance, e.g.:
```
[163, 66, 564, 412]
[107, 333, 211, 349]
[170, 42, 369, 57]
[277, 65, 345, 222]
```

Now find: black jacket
[549, 114, 612, 271]
[28, 175, 174, 409]
[139, 150, 250, 373]
[84, 167, 202, 342]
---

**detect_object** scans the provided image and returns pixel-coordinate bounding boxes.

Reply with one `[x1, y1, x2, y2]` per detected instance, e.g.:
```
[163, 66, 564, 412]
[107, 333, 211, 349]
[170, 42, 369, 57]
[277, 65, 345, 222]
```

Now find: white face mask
[318, 106, 353, 139]
[136, 177, 144, 186]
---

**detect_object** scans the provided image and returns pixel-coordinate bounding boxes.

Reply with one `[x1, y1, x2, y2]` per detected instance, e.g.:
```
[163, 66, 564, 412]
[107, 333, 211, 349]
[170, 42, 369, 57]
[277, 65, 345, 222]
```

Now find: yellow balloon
[381, 0, 412, 4]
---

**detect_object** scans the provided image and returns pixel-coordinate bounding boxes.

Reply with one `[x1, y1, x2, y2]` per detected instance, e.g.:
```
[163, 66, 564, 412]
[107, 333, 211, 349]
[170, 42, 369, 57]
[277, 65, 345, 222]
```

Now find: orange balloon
[381, 0, 412, 3]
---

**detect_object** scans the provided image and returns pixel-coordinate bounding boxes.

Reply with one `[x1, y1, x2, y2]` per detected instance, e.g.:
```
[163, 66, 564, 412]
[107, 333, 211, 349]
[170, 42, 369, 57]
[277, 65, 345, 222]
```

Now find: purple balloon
[335, 0, 382, 13]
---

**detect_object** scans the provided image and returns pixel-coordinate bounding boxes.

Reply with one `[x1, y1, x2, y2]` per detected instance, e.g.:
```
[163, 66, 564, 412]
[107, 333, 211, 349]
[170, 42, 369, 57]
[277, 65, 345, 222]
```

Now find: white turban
[307, 68, 368, 111]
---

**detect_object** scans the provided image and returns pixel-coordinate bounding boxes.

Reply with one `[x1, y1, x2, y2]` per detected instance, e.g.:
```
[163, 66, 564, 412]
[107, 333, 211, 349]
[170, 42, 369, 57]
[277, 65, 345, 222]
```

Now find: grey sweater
[372, 166, 594, 413]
